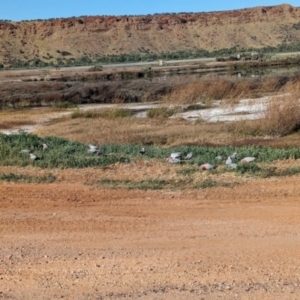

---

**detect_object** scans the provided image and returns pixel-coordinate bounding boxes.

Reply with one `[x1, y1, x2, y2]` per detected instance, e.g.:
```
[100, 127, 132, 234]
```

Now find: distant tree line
[4, 42, 300, 70]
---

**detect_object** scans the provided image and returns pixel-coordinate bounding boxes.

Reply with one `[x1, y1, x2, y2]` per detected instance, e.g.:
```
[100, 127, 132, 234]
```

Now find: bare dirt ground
[1, 162, 300, 299]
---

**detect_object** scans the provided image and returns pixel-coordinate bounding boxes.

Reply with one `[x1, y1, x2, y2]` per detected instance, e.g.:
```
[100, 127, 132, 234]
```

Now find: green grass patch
[194, 178, 239, 189]
[2, 132, 300, 172]
[147, 107, 179, 119]
[98, 177, 238, 190]
[98, 178, 174, 190]
[71, 108, 133, 119]
[0, 172, 56, 183]
[52, 101, 77, 109]
[237, 163, 261, 174]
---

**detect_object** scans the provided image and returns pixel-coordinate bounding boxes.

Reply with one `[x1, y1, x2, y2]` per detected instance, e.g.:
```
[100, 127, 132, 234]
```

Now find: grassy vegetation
[98, 178, 174, 190]
[162, 75, 294, 106]
[0, 172, 55, 183]
[2, 133, 300, 189]
[227, 93, 300, 137]
[98, 176, 239, 190]
[97, 177, 239, 190]
[71, 108, 133, 119]
[1, 72, 298, 112]
[52, 101, 78, 109]
[6, 42, 300, 69]
[147, 106, 180, 118]
[2, 132, 300, 169]
[193, 178, 239, 189]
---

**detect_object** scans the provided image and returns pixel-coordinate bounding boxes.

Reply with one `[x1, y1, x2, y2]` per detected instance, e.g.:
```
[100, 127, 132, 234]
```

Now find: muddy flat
[1, 163, 300, 299]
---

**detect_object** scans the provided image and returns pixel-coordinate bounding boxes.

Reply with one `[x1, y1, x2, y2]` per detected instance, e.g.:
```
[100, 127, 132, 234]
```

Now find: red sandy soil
[1, 164, 300, 299]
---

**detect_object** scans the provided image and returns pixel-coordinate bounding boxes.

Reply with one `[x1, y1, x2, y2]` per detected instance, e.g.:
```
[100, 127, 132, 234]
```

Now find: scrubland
[2, 68, 300, 299]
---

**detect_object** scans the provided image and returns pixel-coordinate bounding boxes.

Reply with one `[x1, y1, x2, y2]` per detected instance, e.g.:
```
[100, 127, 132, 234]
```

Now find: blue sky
[2, 1, 299, 21]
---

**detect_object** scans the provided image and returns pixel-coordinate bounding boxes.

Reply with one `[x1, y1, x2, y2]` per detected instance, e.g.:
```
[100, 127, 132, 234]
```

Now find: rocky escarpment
[1, 4, 300, 66]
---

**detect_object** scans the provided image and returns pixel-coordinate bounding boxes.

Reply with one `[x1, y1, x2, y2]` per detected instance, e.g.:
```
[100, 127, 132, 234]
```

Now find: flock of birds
[20, 143, 48, 161]
[20, 143, 256, 170]
[165, 150, 256, 170]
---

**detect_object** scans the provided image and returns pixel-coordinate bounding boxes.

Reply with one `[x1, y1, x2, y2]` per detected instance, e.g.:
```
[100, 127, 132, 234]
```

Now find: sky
[1, 1, 299, 21]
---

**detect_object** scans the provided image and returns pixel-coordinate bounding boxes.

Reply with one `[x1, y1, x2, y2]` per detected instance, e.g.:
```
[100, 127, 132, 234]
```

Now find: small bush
[52, 101, 77, 109]
[99, 108, 133, 119]
[71, 108, 133, 119]
[237, 163, 261, 174]
[147, 106, 179, 118]
[228, 93, 300, 137]
[88, 65, 103, 72]
[258, 94, 300, 136]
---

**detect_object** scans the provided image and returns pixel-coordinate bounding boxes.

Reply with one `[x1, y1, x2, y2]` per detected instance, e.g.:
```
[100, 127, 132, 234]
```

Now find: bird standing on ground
[170, 152, 182, 159]
[166, 152, 183, 163]
[185, 152, 193, 160]
[226, 156, 238, 169]
[200, 163, 216, 170]
[140, 147, 146, 155]
[42, 143, 48, 150]
[226, 156, 233, 165]
[240, 157, 256, 163]
[30, 153, 40, 161]
[88, 144, 103, 155]
[230, 152, 238, 159]
[88, 144, 98, 152]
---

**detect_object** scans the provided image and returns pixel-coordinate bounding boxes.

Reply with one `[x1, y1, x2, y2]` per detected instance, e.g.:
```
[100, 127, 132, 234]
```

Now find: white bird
[230, 152, 238, 159]
[200, 163, 216, 170]
[226, 156, 233, 165]
[226, 156, 238, 169]
[42, 143, 48, 150]
[241, 157, 256, 163]
[166, 152, 183, 163]
[30, 153, 40, 161]
[140, 147, 146, 155]
[215, 155, 223, 161]
[88, 144, 98, 151]
[170, 152, 182, 159]
[88, 144, 102, 155]
[185, 152, 193, 160]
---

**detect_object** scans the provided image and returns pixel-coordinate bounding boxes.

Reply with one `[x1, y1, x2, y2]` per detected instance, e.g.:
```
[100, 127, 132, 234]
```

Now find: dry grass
[4, 100, 300, 148]
[3, 72, 300, 148]
[35, 116, 235, 147]
[0, 108, 55, 128]
[71, 107, 133, 119]
[161, 75, 290, 107]
[259, 93, 300, 136]
[227, 92, 300, 138]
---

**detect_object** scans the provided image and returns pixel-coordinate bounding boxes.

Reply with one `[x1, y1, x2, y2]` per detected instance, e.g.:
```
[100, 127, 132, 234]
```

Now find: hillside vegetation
[1, 4, 300, 67]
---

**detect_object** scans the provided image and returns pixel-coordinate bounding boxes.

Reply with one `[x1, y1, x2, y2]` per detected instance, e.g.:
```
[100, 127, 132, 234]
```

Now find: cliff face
[1, 4, 300, 66]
